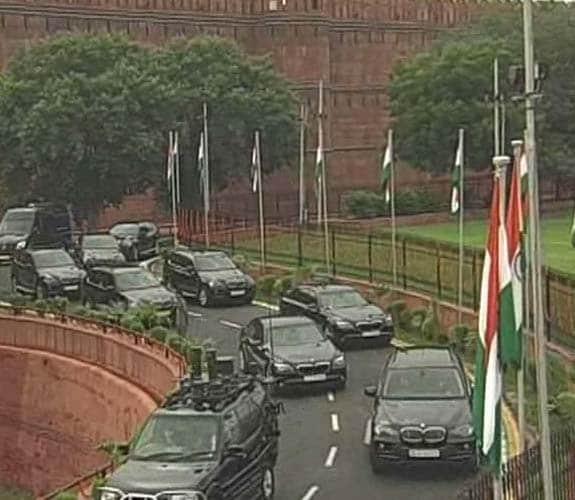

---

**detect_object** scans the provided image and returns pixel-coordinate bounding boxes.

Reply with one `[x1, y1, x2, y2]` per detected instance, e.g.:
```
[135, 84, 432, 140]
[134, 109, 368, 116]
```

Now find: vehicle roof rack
[163, 373, 259, 413]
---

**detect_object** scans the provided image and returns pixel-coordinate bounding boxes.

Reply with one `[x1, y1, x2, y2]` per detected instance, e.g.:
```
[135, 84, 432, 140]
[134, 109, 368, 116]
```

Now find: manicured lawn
[400, 210, 575, 275]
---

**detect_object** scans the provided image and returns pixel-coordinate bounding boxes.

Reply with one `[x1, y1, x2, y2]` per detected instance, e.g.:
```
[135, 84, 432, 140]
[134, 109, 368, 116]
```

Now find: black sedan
[280, 283, 394, 347]
[82, 265, 178, 323]
[364, 346, 476, 473]
[109, 222, 159, 262]
[76, 233, 126, 268]
[11, 247, 85, 299]
[163, 249, 255, 307]
[239, 316, 347, 390]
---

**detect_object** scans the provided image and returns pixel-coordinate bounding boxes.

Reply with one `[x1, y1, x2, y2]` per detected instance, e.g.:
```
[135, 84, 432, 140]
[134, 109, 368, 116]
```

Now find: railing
[457, 426, 575, 500]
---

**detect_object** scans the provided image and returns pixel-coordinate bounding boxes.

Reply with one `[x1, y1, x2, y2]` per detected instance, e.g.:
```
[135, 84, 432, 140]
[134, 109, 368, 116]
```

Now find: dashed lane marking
[331, 413, 340, 433]
[327, 391, 335, 402]
[301, 485, 320, 500]
[324, 446, 338, 468]
[252, 300, 280, 311]
[219, 320, 242, 329]
[364, 418, 372, 445]
[187, 311, 203, 318]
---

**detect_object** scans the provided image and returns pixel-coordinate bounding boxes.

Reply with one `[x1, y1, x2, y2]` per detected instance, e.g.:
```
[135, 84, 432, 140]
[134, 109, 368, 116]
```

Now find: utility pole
[522, 0, 554, 497]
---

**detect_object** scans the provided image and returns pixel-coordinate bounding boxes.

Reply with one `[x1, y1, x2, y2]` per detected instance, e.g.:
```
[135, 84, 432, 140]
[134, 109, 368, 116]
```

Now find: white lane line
[331, 413, 340, 433]
[187, 311, 203, 318]
[220, 320, 242, 329]
[327, 391, 335, 402]
[364, 418, 372, 445]
[324, 446, 338, 468]
[252, 300, 280, 311]
[301, 485, 320, 500]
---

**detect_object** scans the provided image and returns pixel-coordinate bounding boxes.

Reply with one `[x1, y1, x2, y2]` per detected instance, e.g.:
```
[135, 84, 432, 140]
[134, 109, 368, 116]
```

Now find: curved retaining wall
[0, 310, 186, 496]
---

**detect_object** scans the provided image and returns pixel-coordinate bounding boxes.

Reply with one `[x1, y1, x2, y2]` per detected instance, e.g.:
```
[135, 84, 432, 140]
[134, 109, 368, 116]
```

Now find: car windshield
[32, 250, 75, 268]
[115, 269, 160, 291]
[110, 224, 139, 237]
[195, 254, 236, 272]
[319, 290, 368, 308]
[0, 211, 34, 236]
[382, 367, 465, 400]
[130, 414, 219, 462]
[83, 235, 118, 249]
[268, 323, 324, 347]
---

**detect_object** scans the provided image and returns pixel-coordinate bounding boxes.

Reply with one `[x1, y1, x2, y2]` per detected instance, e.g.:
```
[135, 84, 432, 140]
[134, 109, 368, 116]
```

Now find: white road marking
[324, 446, 338, 468]
[187, 311, 203, 318]
[331, 413, 340, 433]
[364, 418, 372, 445]
[301, 485, 320, 500]
[219, 320, 242, 329]
[327, 391, 335, 402]
[252, 300, 280, 311]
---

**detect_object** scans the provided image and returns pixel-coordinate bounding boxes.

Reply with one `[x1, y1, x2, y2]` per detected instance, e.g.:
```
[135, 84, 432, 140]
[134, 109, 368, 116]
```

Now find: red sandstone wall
[0, 312, 186, 496]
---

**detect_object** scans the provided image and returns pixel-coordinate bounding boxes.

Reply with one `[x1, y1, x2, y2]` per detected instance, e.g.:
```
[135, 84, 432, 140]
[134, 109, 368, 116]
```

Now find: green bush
[54, 491, 77, 500]
[342, 189, 447, 218]
[273, 276, 293, 297]
[450, 324, 471, 356]
[386, 300, 407, 326]
[552, 392, 575, 424]
[421, 300, 441, 342]
[150, 326, 170, 343]
[342, 191, 382, 218]
[399, 309, 413, 332]
[408, 307, 428, 334]
[257, 275, 277, 301]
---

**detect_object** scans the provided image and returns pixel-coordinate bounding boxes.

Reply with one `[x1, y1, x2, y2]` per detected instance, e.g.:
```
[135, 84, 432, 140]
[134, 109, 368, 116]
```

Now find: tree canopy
[0, 34, 298, 221]
[388, 5, 575, 176]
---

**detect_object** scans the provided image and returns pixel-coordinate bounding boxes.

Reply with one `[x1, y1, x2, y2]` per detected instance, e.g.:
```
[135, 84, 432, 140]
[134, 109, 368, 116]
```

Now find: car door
[84, 270, 106, 305]
[175, 254, 196, 296]
[217, 409, 247, 500]
[21, 252, 37, 292]
[11, 250, 27, 291]
[188, 257, 202, 297]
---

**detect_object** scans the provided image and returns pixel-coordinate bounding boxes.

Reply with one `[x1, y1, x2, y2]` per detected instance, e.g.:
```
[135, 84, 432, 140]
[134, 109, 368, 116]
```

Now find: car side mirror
[225, 444, 247, 459]
[364, 386, 377, 398]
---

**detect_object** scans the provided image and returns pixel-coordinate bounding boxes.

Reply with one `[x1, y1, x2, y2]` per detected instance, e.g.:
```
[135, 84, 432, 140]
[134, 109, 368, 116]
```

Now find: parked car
[82, 265, 177, 323]
[163, 248, 255, 307]
[11, 247, 85, 299]
[279, 283, 394, 348]
[239, 315, 347, 390]
[75, 233, 126, 268]
[0, 203, 73, 263]
[364, 346, 476, 473]
[109, 221, 159, 261]
[101, 373, 281, 500]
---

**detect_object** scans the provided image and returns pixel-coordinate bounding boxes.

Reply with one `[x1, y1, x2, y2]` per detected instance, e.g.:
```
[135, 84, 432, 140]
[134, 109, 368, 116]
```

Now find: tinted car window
[32, 250, 75, 268]
[114, 270, 160, 291]
[222, 410, 241, 445]
[319, 289, 368, 308]
[267, 323, 324, 346]
[382, 367, 465, 399]
[0, 210, 34, 235]
[195, 254, 235, 271]
[130, 414, 219, 462]
[83, 235, 118, 249]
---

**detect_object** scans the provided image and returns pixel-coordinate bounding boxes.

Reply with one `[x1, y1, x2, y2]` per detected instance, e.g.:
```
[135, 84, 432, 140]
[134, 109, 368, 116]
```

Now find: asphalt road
[0, 265, 474, 500]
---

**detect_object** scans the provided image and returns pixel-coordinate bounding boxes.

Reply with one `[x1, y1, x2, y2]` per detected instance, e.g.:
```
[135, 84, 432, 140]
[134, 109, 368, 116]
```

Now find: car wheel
[260, 466, 275, 500]
[198, 286, 211, 308]
[35, 282, 48, 300]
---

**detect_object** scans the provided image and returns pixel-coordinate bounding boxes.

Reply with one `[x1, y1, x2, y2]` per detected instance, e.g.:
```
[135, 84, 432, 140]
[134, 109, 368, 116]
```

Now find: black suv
[240, 316, 347, 390]
[75, 233, 126, 268]
[364, 346, 476, 472]
[82, 265, 177, 322]
[164, 249, 255, 307]
[0, 203, 73, 263]
[11, 247, 85, 299]
[109, 222, 159, 261]
[279, 283, 394, 347]
[101, 374, 281, 500]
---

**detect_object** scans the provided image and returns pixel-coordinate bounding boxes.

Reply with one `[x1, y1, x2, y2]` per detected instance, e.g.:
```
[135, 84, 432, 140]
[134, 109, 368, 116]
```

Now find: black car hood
[108, 459, 216, 493]
[327, 305, 385, 323]
[199, 269, 246, 283]
[39, 266, 84, 281]
[376, 398, 471, 428]
[271, 340, 337, 364]
[121, 286, 176, 305]
[83, 249, 125, 262]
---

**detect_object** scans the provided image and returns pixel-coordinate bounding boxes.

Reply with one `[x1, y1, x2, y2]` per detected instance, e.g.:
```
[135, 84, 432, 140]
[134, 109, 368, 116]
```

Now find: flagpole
[494, 58, 501, 157]
[318, 79, 330, 273]
[175, 132, 181, 206]
[256, 130, 266, 270]
[457, 128, 465, 324]
[203, 102, 210, 249]
[523, 0, 554, 495]
[299, 103, 306, 226]
[389, 129, 397, 286]
[168, 131, 179, 247]
[317, 82, 323, 227]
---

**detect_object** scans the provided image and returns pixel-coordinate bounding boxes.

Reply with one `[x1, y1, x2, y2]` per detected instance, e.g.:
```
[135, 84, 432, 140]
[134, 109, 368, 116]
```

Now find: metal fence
[457, 426, 575, 500]
[177, 217, 575, 349]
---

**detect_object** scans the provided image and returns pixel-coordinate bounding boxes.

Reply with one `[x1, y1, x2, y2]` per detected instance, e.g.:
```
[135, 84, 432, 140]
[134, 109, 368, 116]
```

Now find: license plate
[362, 330, 381, 338]
[408, 449, 440, 458]
[230, 290, 246, 297]
[303, 374, 327, 382]
[64, 285, 78, 291]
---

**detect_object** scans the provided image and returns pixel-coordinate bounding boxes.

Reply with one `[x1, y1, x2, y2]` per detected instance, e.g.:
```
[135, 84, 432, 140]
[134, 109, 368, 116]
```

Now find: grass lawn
[400, 210, 575, 275]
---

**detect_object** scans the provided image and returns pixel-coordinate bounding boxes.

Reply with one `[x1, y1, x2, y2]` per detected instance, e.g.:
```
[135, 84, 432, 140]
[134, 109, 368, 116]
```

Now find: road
[0, 265, 474, 500]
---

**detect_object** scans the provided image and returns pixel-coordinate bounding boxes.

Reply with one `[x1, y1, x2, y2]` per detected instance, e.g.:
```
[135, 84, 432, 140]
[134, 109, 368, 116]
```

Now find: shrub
[342, 190, 382, 218]
[450, 324, 471, 356]
[421, 300, 441, 342]
[399, 309, 413, 332]
[386, 300, 406, 326]
[257, 275, 277, 301]
[150, 326, 170, 343]
[54, 491, 77, 500]
[273, 276, 293, 297]
[408, 307, 428, 334]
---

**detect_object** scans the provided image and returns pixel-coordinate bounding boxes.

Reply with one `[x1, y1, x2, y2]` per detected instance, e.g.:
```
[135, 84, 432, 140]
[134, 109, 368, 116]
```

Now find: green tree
[388, 6, 575, 176]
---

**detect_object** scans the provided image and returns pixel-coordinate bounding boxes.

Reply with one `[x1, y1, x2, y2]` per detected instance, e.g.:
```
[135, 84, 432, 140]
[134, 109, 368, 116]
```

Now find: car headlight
[332, 354, 346, 368]
[382, 314, 393, 325]
[451, 424, 474, 438]
[99, 488, 123, 500]
[208, 279, 225, 288]
[42, 274, 59, 286]
[273, 362, 293, 374]
[334, 319, 354, 330]
[374, 421, 399, 438]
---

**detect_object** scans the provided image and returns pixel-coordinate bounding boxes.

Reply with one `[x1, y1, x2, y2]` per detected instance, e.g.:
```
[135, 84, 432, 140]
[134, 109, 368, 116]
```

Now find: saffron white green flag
[166, 131, 177, 185]
[450, 133, 463, 214]
[381, 137, 392, 204]
[250, 133, 259, 193]
[198, 131, 209, 212]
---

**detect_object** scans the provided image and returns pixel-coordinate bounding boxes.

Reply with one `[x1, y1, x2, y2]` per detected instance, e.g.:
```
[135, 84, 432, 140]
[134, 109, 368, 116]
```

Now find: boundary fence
[457, 426, 575, 500]
[176, 212, 575, 349]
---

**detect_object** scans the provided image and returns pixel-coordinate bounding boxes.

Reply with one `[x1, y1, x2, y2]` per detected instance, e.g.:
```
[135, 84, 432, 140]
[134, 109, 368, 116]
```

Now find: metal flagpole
[317, 82, 323, 227]
[494, 58, 501, 157]
[523, 0, 554, 495]
[256, 130, 266, 270]
[457, 128, 465, 324]
[319, 79, 330, 273]
[389, 129, 397, 286]
[170, 131, 179, 247]
[299, 103, 306, 226]
[175, 132, 181, 206]
[203, 102, 210, 249]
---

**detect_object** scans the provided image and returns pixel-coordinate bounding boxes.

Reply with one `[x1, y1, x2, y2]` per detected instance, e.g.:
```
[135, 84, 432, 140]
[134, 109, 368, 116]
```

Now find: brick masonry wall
[0, 312, 185, 495]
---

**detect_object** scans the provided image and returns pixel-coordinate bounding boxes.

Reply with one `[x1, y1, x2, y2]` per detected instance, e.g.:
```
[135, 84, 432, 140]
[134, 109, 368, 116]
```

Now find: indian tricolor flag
[473, 168, 512, 472]
[381, 136, 393, 204]
[450, 131, 464, 214]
